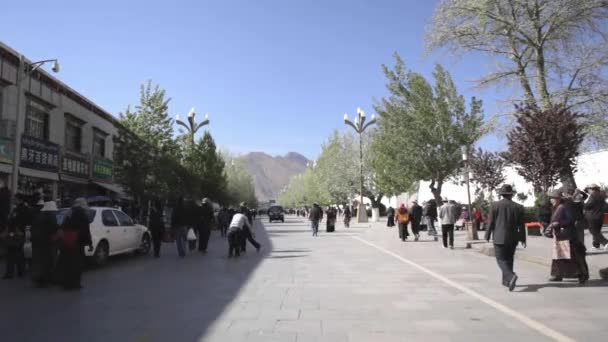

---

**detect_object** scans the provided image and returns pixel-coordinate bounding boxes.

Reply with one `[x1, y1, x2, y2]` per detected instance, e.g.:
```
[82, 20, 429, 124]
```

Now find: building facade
[0, 41, 125, 206]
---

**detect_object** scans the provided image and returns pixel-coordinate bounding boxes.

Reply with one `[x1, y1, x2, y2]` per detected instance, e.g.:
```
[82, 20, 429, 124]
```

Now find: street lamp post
[461, 146, 478, 240]
[10, 56, 60, 202]
[344, 108, 376, 223]
[175, 108, 210, 146]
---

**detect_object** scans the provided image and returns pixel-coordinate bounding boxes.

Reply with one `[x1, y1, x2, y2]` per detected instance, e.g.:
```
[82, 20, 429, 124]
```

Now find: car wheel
[138, 234, 151, 255]
[93, 241, 109, 267]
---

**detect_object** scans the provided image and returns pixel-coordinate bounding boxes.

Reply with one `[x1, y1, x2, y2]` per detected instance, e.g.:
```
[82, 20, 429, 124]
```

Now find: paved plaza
[1, 217, 607, 342]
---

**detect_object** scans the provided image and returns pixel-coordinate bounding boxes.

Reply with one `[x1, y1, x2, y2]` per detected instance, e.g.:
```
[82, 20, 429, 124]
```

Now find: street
[1, 217, 607, 342]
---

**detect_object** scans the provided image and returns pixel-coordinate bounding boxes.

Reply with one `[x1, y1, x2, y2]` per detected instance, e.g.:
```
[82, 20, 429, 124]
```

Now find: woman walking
[56, 198, 92, 290]
[326, 207, 337, 232]
[30, 193, 59, 287]
[149, 201, 164, 258]
[546, 190, 589, 285]
[343, 206, 351, 228]
[395, 204, 410, 242]
[386, 206, 395, 227]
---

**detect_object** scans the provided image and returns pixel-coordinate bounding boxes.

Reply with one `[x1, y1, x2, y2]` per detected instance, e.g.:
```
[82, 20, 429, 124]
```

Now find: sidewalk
[368, 218, 608, 278]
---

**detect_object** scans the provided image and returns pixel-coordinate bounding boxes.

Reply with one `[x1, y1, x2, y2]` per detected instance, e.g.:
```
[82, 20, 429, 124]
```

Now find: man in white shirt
[228, 212, 249, 258]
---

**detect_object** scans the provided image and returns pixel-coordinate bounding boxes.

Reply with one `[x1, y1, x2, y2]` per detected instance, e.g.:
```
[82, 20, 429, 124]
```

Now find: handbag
[53, 229, 79, 249]
[187, 228, 197, 241]
[552, 237, 571, 260]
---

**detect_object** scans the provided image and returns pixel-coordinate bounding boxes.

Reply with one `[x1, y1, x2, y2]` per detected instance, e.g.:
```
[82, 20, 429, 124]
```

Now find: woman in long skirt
[56, 198, 93, 290]
[386, 207, 395, 227]
[546, 190, 589, 284]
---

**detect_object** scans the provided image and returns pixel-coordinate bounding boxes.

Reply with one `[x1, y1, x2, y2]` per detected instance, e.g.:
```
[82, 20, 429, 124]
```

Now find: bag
[187, 228, 197, 241]
[552, 237, 571, 260]
[54, 229, 79, 249]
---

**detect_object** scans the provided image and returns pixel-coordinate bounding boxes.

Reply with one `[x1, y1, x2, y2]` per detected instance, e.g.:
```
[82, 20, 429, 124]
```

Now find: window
[93, 129, 107, 158]
[57, 209, 96, 225]
[25, 100, 49, 140]
[102, 210, 119, 226]
[0, 87, 4, 118]
[113, 210, 134, 226]
[65, 115, 83, 152]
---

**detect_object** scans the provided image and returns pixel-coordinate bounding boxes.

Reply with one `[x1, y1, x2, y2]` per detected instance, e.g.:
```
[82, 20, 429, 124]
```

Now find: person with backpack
[395, 204, 410, 242]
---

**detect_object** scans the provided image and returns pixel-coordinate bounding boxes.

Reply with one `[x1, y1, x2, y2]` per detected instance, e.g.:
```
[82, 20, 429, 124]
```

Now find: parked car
[268, 205, 285, 223]
[56, 207, 151, 267]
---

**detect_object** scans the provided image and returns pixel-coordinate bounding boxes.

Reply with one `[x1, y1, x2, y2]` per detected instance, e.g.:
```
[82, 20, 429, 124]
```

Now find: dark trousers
[56, 247, 85, 289]
[198, 226, 211, 252]
[31, 242, 56, 285]
[494, 243, 517, 286]
[398, 223, 409, 241]
[411, 221, 420, 236]
[220, 224, 228, 238]
[474, 220, 481, 231]
[4, 246, 25, 278]
[151, 231, 162, 257]
[588, 219, 608, 248]
[240, 226, 260, 251]
[441, 224, 454, 247]
[228, 230, 242, 257]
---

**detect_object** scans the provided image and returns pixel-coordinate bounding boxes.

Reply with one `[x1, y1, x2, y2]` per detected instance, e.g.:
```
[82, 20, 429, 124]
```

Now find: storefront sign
[20, 135, 60, 172]
[62, 153, 90, 178]
[93, 158, 113, 180]
[0, 137, 13, 164]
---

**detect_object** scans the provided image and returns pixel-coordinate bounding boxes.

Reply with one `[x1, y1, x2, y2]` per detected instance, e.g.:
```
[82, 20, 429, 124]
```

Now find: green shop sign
[0, 137, 13, 164]
[93, 158, 113, 180]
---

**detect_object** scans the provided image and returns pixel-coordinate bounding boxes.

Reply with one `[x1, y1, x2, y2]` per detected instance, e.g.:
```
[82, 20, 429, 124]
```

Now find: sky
[1, 0, 512, 159]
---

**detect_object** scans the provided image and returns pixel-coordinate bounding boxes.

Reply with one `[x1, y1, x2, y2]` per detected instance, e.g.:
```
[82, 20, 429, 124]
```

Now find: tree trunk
[535, 46, 552, 109]
[429, 179, 443, 205]
[560, 166, 578, 191]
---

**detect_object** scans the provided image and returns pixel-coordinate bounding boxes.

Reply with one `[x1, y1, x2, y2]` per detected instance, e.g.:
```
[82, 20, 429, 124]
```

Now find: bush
[523, 207, 537, 223]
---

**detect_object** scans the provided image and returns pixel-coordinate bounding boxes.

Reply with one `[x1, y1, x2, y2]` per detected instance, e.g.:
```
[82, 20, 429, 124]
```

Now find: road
[1, 217, 607, 342]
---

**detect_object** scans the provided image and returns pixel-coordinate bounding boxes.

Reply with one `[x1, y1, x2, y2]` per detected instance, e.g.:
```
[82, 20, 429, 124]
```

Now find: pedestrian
[217, 207, 229, 238]
[472, 207, 483, 232]
[30, 192, 59, 287]
[2, 194, 29, 279]
[326, 206, 337, 232]
[149, 201, 164, 258]
[455, 206, 469, 231]
[239, 203, 261, 253]
[343, 206, 351, 228]
[55, 198, 93, 290]
[171, 197, 188, 258]
[386, 206, 395, 227]
[546, 190, 589, 284]
[410, 200, 422, 241]
[485, 185, 526, 292]
[227, 209, 251, 258]
[423, 199, 439, 241]
[197, 198, 215, 254]
[583, 184, 608, 251]
[309, 203, 323, 236]
[439, 199, 459, 249]
[0, 185, 10, 229]
[395, 204, 410, 242]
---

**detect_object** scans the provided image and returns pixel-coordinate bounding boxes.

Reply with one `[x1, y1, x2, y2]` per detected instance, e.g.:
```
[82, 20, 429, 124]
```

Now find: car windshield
[57, 208, 96, 225]
[268, 206, 283, 213]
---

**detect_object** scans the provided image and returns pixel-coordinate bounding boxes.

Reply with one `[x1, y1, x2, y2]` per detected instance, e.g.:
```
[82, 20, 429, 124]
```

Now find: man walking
[410, 200, 422, 241]
[423, 199, 438, 241]
[485, 184, 526, 292]
[171, 198, 188, 258]
[197, 198, 215, 254]
[309, 203, 323, 236]
[439, 198, 459, 249]
[583, 184, 608, 251]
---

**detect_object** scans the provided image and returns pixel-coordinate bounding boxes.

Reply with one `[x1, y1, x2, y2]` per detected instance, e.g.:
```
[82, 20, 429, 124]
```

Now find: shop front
[18, 135, 60, 203]
[58, 151, 91, 207]
[0, 136, 13, 188]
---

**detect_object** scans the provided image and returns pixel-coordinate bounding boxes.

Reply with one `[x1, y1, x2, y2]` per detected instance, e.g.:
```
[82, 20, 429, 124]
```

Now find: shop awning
[19, 167, 59, 181]
[60, 174, 88, 184]
[92, 181, 130, 199]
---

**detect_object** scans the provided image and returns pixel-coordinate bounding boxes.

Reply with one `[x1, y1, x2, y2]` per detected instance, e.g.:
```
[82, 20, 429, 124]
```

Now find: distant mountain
[237, 152, 309, 203]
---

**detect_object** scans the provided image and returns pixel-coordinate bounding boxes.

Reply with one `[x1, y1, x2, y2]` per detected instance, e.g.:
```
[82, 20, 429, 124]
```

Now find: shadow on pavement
[517, 279, 608, 292]
[0, 219, 273, 342]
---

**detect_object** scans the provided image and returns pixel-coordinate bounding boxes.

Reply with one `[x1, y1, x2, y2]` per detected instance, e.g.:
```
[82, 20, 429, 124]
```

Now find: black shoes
[549, 276, 563, 282]
[508, 274, 518, 292]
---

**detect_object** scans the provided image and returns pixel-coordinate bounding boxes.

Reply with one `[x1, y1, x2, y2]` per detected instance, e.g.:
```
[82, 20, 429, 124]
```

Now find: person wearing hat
[30, 191, 59, 287]
[485, 184, 526, 291]
[583, 184, 608, 251]
[546, 189, 589, 284]
[196, 198, 215, 254]
[410, 200, 423, 241]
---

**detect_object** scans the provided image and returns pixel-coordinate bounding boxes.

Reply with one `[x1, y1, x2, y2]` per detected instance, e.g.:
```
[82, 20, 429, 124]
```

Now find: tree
[505, 104, 585, 194]
[469, 148, 506, 194]
[427, 0, 608, 182]
[183, 132, 227, 202]
[373, 55, 485, 204]
[223, 153, 258, 208]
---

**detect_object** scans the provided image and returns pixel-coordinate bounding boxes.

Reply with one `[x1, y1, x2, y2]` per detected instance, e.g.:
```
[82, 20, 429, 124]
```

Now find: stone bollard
[600, 268, 608, 280]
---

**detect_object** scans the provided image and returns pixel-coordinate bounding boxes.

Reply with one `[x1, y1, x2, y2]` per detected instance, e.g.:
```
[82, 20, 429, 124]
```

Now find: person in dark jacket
[583, 184, 608, 251]
[2, 194, 29, 279]
[423, 199, 438, 241]
[343, 206, 351, 228]
[309, 203, 323, 236]
[485, 185, 526, 291]
[546, 190, 589, 284]
[56, 198, 92, 290]
[197, 198, 215, 254]
[537, 197, 553, 229]
[171, 198, 188, 258]
[30, 193, 59, 287]
[217, 207, 230, 238]
[326, 206, 337, 232]
[386, 206, 395, 227]
[410, 201, 423, 241]
[149, 201, 164, 258]
[0, 186, 10, 228]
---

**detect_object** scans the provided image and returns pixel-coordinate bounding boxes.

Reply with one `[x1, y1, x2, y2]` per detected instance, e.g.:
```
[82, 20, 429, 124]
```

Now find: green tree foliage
[224, 154, 258, 208]
[183, 132, 228, 202]
[278, 168, 330, 208]
[373, 55, 485, 204]
[505, 104, 585, 194]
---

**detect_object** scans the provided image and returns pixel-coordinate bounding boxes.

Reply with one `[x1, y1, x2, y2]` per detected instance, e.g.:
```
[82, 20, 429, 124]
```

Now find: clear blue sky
[1, 0, 509, 159]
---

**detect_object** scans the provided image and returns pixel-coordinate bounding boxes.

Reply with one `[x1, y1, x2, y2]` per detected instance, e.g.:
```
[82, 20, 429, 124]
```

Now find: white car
[57, 207, 152, 266]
